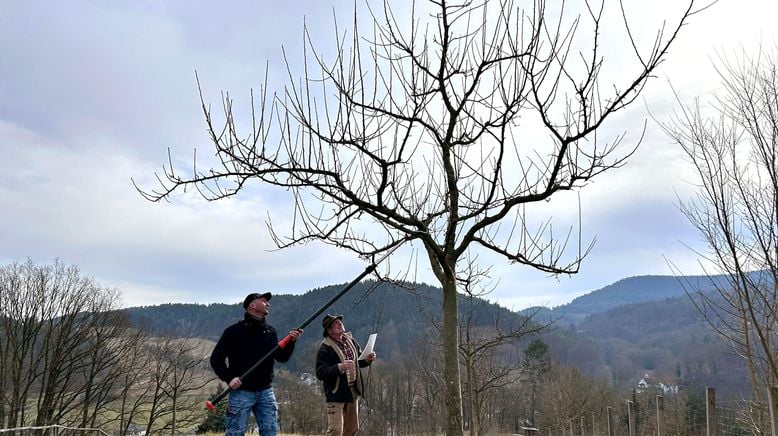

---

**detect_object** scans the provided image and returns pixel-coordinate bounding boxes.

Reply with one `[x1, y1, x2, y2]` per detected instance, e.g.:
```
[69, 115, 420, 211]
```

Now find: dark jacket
[315, 334, 371, 403]
[210, 313, 296, 391]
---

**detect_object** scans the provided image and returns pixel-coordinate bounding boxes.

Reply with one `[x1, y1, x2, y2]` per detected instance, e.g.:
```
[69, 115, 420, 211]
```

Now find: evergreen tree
[196, 389, 227, 433]
[685, 386, 706, 433]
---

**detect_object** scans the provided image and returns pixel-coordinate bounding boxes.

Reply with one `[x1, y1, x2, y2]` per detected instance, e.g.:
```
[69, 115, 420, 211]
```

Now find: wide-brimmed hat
[321, 314, 343, 336]
[243, 292, 272, 309]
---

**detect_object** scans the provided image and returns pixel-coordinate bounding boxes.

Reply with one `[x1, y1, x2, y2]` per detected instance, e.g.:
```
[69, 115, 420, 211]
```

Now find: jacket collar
[244, 312, 267, 327]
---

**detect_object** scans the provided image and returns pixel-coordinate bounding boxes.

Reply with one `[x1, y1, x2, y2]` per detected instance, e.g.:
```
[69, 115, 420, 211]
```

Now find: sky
[1, 0, 777, 311]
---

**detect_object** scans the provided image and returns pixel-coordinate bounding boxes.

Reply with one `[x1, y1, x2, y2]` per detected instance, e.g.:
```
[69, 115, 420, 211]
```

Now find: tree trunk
[442, 276, 464, 435]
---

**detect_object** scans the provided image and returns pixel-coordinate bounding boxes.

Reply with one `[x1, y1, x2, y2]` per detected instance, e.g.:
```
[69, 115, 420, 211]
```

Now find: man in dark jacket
[210, 292, 303, 436]
[315, 314, 376, 436]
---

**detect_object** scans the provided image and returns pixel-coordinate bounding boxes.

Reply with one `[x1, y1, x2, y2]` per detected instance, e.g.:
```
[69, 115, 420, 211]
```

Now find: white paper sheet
[358, 333, 377, 360]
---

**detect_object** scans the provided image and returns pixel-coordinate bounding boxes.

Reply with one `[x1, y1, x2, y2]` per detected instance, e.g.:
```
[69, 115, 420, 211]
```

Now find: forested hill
[561, 291, 748, 397]
[122, 275, 752, 395]
[124, 274, 718, 341]
[524, 273, 730, 324]
[122, 280, 529, 372]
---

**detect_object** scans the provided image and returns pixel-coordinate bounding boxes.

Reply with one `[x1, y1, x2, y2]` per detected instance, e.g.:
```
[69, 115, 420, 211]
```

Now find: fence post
[592, 412, 598, 436]
[628, 400, 636, 436]
[706, 386, 717, 436]
[570, 418, 574, 436]
[606, 406, 614, 436]
[581, 416, 586, 436]
[769, 385, 778, 436]
[656, 394, 665, 436]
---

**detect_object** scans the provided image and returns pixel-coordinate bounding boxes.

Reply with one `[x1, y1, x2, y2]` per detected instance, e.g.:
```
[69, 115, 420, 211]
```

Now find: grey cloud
[1, 0, 776, 309]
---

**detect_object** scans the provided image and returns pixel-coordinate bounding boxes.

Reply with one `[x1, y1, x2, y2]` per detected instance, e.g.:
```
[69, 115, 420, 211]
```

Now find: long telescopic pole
[205, 243, 403, 411]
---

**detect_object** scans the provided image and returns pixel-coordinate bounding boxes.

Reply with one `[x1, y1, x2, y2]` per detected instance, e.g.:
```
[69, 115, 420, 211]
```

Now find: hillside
[123, 280, 527, 373]
[525, 274, 730, 324]
[573, 294, 748, 396]
[515, 274, 750, 397]
[123, 276, 751, 398]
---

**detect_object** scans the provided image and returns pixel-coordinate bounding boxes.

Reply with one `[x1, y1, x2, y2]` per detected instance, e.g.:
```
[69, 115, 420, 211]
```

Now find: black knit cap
[243, 292, 272, 309]
[321, 314, 343, 337]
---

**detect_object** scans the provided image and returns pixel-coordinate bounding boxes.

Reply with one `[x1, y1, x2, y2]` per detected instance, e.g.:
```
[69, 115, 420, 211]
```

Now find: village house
[636, 372, 679, 395]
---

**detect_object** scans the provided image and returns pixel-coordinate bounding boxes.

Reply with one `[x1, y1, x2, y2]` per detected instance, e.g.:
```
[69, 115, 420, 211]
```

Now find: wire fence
[0, 424, 110, 435]
[532, 386, 778, 436]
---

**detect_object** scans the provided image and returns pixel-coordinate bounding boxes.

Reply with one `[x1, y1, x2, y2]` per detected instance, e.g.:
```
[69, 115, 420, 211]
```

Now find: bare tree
[73, 304, 138, 429]
[661, 45, 778, 429]
[366, 357, 423, 435]
[138, 1, 699, 433]
[399, 335, 447, 434]
[458, 292, 546, 435]
[0, 259, 131, 432]
[142, 334, 212, 435]
[0, 260, 48, 430]
[273, 369, 326, 435]
[534, 362, 615, 432]
[111, 327, 154, 436]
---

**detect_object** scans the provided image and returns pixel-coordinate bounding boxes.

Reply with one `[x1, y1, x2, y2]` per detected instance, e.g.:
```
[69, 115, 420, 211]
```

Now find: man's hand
[366, 352, 377, 362]
[228, 377, 242, 390]
[340, 359, 354, 372]
[288, 328, 303, 341]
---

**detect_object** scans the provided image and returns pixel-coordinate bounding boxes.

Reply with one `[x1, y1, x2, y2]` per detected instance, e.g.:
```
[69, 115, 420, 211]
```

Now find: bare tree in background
[0, 260, 132, 431]
[458, 288, 546, 435]
[112, 327, 153, 436]
[661, 46, 778, 433]
[534, 363, 614, 432]
[139, 1, 699, 433]
[367, 357, 423, 435]
[142, 334, 212, 435]
[273, 369, 325, 435]
[74, 305, 138, 429]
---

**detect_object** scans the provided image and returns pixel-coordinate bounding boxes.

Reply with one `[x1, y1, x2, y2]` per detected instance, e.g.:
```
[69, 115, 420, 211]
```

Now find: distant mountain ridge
[524, 273, 730, 324]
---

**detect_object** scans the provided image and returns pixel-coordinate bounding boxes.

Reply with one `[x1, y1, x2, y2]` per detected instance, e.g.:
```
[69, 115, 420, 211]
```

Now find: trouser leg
[341, 398, 359, 436]
[253, 387, 279, 436]
[325, 402, 345, 436]
[225, 390, 253, 436]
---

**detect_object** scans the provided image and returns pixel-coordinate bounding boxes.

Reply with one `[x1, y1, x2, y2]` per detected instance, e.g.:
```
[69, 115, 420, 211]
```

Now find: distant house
[636, 372, 678, 395]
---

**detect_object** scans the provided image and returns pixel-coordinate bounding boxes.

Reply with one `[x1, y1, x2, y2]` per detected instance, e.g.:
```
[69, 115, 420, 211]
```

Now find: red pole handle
[278, 334, 293, 349]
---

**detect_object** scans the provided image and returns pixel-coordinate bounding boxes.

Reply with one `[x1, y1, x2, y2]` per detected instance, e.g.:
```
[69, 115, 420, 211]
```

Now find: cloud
[0, 119, 362, 306]
[1, 0, 777, 310]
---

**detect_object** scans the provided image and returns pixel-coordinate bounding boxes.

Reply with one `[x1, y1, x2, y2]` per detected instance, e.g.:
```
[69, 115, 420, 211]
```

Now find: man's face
[249, 296, 270, 317]
[327, 319, 345, 338]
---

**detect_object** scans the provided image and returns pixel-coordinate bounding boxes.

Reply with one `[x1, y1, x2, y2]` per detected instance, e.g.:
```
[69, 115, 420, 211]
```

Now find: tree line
[2, 259, 756, 435]
[124, 278, 754, 399]
[0, 260, 211, 435]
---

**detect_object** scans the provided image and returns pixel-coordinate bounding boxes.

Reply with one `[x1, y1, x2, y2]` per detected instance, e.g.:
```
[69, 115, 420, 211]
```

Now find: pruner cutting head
[205, 401, 216, 412]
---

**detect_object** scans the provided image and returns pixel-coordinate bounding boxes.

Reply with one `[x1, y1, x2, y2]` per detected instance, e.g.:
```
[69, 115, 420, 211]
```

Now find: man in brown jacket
[315, 314, 376, 436]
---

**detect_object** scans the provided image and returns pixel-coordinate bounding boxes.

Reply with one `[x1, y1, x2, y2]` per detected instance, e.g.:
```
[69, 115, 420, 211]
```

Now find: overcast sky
[2, 0, 777, 310]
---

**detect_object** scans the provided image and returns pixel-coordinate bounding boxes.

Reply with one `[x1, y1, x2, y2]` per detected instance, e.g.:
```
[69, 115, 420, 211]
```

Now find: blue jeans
[225, 387, 279, 436]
